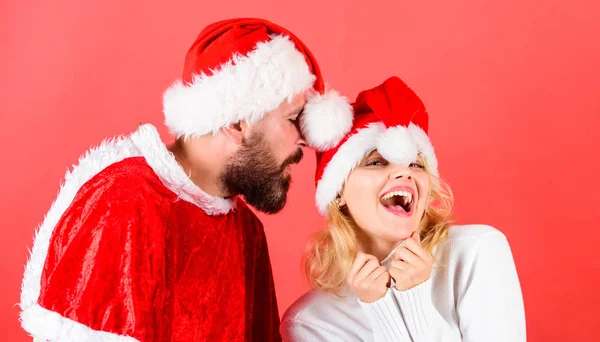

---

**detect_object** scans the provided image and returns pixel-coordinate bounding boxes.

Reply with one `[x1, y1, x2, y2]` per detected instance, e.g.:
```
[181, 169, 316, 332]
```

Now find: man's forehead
[292, 91, 308, 104]
[286, 93, 307, 113]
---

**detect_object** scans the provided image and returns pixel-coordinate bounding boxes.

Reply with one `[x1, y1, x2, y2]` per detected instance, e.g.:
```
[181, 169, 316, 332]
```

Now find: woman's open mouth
[380, 188, 415, 217]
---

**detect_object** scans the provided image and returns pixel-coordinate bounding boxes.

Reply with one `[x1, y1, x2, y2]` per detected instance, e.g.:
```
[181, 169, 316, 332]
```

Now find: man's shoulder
[101, 156, 160, 183]
[55, 125, 174, 204]
[80, 156, 173, 202]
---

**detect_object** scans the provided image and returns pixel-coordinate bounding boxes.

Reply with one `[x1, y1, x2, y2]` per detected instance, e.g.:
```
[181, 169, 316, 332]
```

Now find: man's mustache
[280, 148, 304, 171]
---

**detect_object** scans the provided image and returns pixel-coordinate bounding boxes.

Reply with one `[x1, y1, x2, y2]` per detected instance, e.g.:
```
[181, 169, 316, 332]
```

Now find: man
[19, 18, 352, 342]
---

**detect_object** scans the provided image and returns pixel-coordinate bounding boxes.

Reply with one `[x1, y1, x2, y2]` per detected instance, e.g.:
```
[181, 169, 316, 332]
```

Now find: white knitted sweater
[281, 225, 526, 341]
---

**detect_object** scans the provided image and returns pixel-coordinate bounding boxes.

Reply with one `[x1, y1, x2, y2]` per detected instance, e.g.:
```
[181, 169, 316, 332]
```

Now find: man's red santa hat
[302, 76, 439, 215]
[163, 18, 353, 146]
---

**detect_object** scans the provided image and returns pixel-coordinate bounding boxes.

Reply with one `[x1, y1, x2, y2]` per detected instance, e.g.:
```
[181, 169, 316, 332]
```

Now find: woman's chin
[380, 221, 417, 242]
[378, 207, 419, 236]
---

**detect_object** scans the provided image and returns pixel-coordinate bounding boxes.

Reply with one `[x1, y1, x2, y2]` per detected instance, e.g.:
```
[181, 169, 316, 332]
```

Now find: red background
[2, 0, 599, 341]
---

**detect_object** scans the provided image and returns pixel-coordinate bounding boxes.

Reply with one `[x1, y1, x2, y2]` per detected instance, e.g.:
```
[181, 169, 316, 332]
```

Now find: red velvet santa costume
[19, 18, 351, 342]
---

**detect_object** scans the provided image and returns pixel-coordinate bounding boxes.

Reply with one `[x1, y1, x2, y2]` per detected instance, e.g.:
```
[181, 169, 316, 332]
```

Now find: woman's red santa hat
[302, 76, 439, 215]
[163, 18, 353, 144]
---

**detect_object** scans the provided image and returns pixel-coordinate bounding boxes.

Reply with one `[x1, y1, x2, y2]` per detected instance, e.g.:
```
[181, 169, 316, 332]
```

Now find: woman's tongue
[382, 196, 410, 213]
[388, 203, 407, 213]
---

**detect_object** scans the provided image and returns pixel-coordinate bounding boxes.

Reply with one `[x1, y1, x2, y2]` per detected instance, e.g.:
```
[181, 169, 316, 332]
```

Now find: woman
[283, 76, 526, 341]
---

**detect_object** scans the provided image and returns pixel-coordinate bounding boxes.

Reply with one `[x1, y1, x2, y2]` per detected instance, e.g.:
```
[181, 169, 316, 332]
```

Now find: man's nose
[297, 136, 307, 148]
[294, 125, 307, 148]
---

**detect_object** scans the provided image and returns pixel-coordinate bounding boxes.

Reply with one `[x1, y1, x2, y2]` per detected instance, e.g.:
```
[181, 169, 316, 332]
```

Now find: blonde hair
[303, 162, 454, 296]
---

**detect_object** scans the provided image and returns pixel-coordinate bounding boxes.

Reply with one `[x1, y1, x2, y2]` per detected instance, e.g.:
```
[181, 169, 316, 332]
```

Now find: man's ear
[221, 121, 249, 145]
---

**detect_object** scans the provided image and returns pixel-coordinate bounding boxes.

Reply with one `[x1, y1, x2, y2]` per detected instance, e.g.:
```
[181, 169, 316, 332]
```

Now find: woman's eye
[367, 159, 385, 166]
[409, 162, 425, 169]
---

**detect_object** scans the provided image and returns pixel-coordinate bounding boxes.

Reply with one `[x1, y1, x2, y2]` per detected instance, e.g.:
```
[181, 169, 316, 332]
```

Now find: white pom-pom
[378, 126, 419, 166]
[408, 123, 439, 177]
[300, 90, 353, 151]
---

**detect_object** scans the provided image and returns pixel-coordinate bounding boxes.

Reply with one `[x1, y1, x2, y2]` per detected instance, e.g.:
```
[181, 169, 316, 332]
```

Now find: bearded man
[19, 18, 351, 342]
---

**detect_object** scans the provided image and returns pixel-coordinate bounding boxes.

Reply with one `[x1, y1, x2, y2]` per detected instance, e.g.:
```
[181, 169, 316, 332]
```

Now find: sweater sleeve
[392, 230, 526, 342]
[453, 231, 526, 341]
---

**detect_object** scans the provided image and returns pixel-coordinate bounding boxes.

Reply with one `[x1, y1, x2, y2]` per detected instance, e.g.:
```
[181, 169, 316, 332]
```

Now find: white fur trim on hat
[407, 123, 438, 177]
[163, 35, 316, 138]
[315, 122, 438, 215]
[378, 125, 419, 167]
[300, 90, 353, 151]
[316, 123, 386, 214]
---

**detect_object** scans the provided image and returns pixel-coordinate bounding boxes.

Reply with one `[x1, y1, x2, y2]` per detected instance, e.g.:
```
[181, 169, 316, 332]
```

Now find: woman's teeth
[381, 191, 412, 203]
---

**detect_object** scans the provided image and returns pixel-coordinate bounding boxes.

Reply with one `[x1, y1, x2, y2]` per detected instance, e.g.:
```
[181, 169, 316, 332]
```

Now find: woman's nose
[390, 165, 412, 180]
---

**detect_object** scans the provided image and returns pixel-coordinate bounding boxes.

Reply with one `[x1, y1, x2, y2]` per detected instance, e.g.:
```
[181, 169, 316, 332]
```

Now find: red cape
[20, 124, 281, 341]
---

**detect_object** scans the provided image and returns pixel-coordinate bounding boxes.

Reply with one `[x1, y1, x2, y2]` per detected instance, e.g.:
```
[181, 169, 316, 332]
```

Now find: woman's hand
[389, 231, 433, 291]
[347, 252, 390, 303]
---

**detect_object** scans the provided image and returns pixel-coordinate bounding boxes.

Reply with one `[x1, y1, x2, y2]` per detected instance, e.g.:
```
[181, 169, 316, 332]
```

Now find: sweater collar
[381, 242, 404, 270]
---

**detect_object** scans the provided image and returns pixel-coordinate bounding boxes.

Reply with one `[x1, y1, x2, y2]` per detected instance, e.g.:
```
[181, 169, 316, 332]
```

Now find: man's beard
[222, 133, 303, 214]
